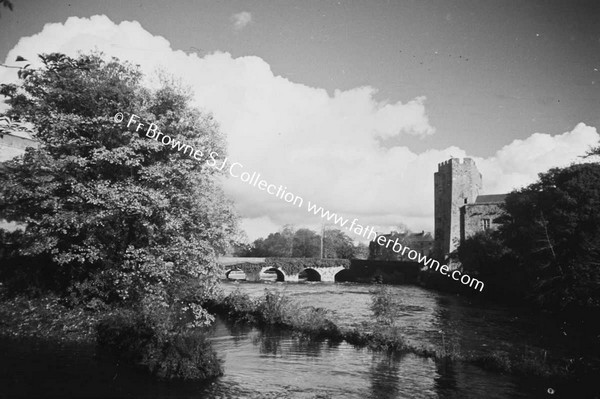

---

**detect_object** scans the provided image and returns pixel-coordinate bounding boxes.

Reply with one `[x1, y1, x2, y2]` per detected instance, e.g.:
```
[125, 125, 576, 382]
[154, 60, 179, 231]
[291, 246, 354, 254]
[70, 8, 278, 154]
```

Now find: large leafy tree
[460, 162, 600, 311]
[0, 53, 238, 309]
[498, 163, 600, 310]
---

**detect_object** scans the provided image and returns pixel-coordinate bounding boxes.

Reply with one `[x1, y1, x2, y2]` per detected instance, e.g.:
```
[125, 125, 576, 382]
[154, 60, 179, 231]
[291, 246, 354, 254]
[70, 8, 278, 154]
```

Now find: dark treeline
[234, 225, 369, 259]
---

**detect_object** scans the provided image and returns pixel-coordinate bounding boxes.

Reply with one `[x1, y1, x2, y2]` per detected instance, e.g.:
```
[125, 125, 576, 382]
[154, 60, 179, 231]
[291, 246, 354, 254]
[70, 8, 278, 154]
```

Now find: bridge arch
[260, 267, 286, 282]
[299, 268, 322, 282]
[225, 268, 247, 280]
[334, 268, 353, 282]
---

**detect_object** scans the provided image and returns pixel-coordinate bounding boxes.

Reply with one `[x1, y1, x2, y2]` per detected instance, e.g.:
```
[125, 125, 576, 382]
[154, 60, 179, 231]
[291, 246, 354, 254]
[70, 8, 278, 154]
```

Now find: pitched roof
[474, 194, 507, 204]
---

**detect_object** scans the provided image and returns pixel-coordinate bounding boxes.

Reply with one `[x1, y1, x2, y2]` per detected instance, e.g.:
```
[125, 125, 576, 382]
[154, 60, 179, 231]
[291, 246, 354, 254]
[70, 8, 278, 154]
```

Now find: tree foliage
[323, 228, 355, 259]
[242, 226, 359, 259]
[0, 52, 238, 309]
[0, 0, 13, 17]
[292, 228, 321, 258]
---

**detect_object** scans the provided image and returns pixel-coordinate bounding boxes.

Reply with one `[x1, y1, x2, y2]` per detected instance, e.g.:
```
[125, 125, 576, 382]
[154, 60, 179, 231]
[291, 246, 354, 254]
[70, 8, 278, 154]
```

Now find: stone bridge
[218, 257, 349, 282]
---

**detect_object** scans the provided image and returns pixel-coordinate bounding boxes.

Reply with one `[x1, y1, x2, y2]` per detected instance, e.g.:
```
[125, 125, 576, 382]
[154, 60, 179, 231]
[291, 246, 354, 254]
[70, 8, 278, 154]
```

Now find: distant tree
[247, 226, 361, 259]
[292, 228, 321, 258]
[0, 0, 13, 17]
[279, 224, 296, 256]
[242, 225, 294, 257]
[0, 53, 238, 311]
[323, 228, 355, 259]
[585, 140, 600, 158]
[261, 233, 289, 256]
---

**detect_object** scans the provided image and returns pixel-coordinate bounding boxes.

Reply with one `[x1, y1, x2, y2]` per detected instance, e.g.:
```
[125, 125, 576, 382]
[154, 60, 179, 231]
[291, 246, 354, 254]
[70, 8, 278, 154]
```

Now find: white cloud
[1, 15, 598, 241]
[475, 123, 599, 195]
[231, 11, 252, 30]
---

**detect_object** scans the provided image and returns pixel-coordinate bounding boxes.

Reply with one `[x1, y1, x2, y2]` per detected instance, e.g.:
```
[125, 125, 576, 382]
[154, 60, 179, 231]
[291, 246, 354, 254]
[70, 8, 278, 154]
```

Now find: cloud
[1, 15, 598, 242]
[231, 11, 252, 30]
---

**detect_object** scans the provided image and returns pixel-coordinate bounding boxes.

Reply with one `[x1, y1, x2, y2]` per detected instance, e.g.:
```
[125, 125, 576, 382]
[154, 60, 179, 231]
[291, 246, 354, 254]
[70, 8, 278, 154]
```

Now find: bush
[145, 331, 222, 380]
[220, 289, 257, 323]
[206, 289, 343, 340]
[96, 308, 222, 380]
[370, 285, 398, 326]
[255, 289, 292, 325]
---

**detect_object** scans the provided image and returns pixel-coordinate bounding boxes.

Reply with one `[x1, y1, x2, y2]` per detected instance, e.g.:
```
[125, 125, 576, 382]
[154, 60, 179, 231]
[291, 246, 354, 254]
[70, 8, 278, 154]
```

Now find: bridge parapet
[219, 257, 350, 282]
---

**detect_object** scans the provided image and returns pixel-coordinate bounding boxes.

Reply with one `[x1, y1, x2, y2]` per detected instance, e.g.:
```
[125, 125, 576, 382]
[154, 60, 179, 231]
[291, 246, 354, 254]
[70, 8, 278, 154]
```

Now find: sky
[1, 0, 599, 241]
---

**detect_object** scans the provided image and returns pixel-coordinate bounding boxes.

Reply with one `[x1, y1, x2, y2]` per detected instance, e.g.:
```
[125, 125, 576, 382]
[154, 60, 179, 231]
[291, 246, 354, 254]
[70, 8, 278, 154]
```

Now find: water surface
[0, 281, 579, 398]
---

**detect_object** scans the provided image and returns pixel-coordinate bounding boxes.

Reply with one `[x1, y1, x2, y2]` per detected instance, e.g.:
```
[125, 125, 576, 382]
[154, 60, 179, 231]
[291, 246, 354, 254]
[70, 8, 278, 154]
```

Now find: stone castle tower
[434, 158, 482, 257]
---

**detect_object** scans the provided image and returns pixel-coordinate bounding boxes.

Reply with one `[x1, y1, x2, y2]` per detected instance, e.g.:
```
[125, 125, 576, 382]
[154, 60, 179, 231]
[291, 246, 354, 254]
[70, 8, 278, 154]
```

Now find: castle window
[481, 218, 491, 229]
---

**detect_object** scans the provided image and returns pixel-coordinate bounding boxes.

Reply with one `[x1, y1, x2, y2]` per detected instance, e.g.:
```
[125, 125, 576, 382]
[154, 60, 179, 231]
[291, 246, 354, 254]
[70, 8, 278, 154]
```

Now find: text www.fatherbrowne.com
[118, 112, 484, 293]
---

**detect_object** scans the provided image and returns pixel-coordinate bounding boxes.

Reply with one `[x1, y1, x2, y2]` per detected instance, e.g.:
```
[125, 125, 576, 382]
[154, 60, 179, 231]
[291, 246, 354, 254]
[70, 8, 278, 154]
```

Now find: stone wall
[369, 231, 434, 261]
[0, 132, 38, 231]
[460, 203, 505, 241]
[0, 132, 37, 162]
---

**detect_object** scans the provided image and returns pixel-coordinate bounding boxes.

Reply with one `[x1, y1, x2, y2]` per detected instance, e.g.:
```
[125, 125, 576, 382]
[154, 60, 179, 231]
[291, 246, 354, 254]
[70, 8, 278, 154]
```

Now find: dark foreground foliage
[0, 292, 106, 341]
[0, 287, 223, 382]
[96, 308, 222, 381]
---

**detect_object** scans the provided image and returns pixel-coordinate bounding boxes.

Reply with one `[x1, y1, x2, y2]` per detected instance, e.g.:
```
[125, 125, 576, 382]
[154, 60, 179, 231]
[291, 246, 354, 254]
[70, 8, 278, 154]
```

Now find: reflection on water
[221, 281, 578, 361]
[0, 281, 581, 398]
[0, 318, 534, 398]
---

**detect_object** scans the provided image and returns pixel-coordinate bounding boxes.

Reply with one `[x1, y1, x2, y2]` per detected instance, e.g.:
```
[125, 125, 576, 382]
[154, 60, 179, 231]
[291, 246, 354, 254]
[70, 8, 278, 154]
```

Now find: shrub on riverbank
[206, 289, 343, 340]
[96, 308, 223, 380]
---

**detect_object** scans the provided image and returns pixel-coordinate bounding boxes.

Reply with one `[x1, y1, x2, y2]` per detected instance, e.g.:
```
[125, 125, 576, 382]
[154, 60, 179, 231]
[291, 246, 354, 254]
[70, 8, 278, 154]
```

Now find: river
[0, 281, 586, 398]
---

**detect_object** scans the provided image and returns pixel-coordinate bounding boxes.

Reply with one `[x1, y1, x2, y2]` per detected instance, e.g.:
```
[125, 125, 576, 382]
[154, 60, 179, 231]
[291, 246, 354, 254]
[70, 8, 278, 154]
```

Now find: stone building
[369, 230, 434, 261]
[460, 194, 506, 243]
[0, 130, 37, 162]
[434, 157, 506, 259]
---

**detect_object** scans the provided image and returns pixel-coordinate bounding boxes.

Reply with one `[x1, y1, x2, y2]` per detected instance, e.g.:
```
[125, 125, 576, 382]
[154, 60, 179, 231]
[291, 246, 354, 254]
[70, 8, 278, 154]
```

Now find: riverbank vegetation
[204, 286, 585, 380]
[0, 284, 588, 382]
[235, 225, 369, 259]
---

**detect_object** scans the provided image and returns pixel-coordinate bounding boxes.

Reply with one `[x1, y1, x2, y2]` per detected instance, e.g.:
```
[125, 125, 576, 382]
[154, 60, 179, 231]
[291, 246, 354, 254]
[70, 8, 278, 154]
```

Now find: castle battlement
[437, 157, 475, 169]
